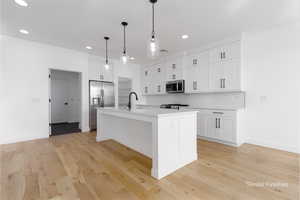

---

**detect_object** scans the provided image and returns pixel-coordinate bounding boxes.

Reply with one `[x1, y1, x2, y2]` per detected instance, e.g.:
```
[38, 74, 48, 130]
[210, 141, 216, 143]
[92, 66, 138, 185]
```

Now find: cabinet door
[185, 55, 199, 92]
[209, 62, 224, 90]
[222, 42, 241, 61]
[196, 52, 210, 90]
[219, 116, 235, 143]
[222, 60, 240, 90]
[210, 42, 240, 63]
[210, 46, 224, 63]
[206, 116, 218, 139]
[185, 52, 209, 92]
[166, 59, 183, 81]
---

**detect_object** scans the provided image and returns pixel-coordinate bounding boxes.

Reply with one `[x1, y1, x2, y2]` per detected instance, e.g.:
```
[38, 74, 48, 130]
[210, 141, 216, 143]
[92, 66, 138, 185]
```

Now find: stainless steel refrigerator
[89, 81, 115, 130]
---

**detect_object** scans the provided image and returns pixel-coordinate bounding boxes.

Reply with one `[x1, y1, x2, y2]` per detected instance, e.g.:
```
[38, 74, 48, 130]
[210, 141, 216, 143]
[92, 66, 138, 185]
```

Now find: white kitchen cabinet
[141, 40, 242, 95]
[151, 64, 166, 94]
[185, 51, 210, 93]
[88, 55, 114, 82]
[210, 42, 241, 63]
[166, 59, 184, 81]
[209, 60, 240, 90]
[197, 110, 237, 145]
[142, 64, 166, 95]
[142, 66, 152, 95]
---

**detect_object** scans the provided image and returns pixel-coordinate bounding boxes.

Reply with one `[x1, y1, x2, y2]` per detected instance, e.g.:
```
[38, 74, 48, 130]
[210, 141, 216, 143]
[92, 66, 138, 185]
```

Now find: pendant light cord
[152, 3, 155, 38]
[123, 25, 126, 54]
[105, 39, 108, 64]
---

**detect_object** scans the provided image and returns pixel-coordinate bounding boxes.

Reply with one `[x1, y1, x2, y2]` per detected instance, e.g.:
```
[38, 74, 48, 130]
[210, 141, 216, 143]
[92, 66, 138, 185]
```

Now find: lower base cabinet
[197, 110, 238, 146]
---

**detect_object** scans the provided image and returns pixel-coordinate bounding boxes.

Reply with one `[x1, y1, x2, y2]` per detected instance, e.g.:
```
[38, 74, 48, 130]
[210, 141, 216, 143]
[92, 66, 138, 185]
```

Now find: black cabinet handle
[213, 112, 224, 115]
[215, 118, 218, 128]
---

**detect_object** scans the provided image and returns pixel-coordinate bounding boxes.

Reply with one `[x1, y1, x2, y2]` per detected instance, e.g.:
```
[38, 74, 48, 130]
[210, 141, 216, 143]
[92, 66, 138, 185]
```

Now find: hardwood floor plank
[1, 132, 299, 200]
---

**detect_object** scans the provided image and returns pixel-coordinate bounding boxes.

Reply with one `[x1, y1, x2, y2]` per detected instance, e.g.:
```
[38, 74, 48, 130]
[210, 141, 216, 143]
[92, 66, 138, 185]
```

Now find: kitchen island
[97, 107, 198, 179]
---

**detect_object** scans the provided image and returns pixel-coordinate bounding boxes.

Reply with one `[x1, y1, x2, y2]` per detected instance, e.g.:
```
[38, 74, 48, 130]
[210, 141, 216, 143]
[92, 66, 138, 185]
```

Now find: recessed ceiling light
[129, 57, 135, 60]
[86, 46, 92, 50]
[14, 0, 28, 7]
[19, 29, 29, 34]
[182, 34, 189, 39]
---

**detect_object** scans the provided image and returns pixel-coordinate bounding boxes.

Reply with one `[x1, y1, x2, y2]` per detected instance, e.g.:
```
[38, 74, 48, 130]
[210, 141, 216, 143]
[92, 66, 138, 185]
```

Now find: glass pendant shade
[104, 63, 110, 70]
[148, 36, 159, 58]
[148, 0, 159, 58]
[121, 53, 129, 64]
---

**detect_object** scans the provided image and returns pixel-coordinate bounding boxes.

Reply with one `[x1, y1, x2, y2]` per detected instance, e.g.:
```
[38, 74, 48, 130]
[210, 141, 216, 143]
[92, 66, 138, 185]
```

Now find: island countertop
[97, 107, 198, 118]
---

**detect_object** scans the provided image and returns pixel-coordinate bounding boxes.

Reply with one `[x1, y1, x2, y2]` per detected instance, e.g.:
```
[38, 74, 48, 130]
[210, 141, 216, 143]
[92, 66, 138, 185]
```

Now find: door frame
[48, 68, 83, 136]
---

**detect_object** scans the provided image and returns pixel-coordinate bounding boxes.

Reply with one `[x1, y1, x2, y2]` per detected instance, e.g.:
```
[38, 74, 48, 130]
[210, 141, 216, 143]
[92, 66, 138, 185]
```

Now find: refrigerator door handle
[100, 89, 104, 107]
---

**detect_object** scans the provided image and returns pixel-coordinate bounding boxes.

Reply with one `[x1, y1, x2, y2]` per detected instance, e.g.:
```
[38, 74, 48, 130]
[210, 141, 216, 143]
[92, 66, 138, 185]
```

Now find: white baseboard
[198, 136, 299, 154]
[197, 135, 241, 147]
[245, 139, 299, 154]
[81, 127, 90, 133]
[0, 135, 49, 145]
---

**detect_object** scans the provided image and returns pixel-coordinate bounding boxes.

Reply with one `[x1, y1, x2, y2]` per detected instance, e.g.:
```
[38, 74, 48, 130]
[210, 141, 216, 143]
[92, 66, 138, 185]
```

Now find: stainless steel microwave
[166, 80, 185, 93]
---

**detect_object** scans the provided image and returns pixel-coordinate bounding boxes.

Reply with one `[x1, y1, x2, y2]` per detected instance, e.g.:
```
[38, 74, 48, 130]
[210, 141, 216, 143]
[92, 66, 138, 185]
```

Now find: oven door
[166, 81, 178, 93]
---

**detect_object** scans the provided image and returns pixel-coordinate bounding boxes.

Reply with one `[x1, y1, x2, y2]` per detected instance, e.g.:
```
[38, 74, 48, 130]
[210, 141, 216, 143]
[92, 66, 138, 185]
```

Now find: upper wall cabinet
[210, 42, 241, 63]
[142, 66, 152, 95]
[141, 40, 242, 95]
[165, 59, 184, 81]
[185, 51, 210, 93]
[151, 63, 166, 94]
[209, 41, 241, 91]
[88, 56, 114, 82]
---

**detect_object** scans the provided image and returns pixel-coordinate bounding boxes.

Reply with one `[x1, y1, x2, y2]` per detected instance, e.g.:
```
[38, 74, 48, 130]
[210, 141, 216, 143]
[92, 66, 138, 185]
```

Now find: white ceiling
[1, 0, 299, 63]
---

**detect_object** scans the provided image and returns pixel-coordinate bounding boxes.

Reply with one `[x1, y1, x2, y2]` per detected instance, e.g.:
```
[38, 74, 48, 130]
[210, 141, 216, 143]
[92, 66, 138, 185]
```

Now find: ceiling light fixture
[19, 29, 29, 34]
[86, 46, 92, 50]
[148, 0, 159, 58]
[121, 21, 129, 64]
[182, 34, 189, 39]
[14, 0, 28, 7]
[129, 57, 135, 60]
[104, 37, 110, 70]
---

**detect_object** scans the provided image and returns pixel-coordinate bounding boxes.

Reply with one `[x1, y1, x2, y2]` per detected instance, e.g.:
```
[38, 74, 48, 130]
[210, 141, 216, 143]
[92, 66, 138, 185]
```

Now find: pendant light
[104, 36, 110, 70]
[121, 21, 129, 64]
[148, 0, 159, 58]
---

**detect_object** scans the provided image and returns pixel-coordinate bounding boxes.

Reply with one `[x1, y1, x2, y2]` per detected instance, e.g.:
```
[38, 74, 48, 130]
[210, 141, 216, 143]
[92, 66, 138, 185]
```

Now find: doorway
[49, 69, 82, 136]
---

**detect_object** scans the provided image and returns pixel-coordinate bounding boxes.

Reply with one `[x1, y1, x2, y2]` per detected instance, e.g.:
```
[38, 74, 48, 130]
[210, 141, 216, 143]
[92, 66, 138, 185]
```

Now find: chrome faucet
[128, 92, 138, 110]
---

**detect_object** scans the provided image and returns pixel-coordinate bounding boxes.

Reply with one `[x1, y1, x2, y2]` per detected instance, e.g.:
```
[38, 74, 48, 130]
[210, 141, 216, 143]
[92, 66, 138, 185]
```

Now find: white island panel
[96, 108, 198, 179]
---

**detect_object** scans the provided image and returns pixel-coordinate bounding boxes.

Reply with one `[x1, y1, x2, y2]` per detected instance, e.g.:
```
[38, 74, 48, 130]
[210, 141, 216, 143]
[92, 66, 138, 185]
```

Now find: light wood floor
[1, 132, 299, 200]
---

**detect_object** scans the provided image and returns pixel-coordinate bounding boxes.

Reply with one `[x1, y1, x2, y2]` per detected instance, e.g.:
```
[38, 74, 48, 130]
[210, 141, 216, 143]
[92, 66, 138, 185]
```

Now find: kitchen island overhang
[96, 107, 198, 179]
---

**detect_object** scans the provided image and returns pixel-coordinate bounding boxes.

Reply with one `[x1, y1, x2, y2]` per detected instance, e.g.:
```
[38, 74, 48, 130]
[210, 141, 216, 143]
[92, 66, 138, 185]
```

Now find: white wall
[50, 70, 81, 123]
[0, 36, 142, 144]
[240, 22, 300, 153]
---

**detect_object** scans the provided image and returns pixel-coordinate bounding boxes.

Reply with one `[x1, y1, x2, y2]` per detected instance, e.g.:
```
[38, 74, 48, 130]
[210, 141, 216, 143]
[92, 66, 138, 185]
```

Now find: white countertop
[137, 104, 244, 111]
[97, 107, 198, 118]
